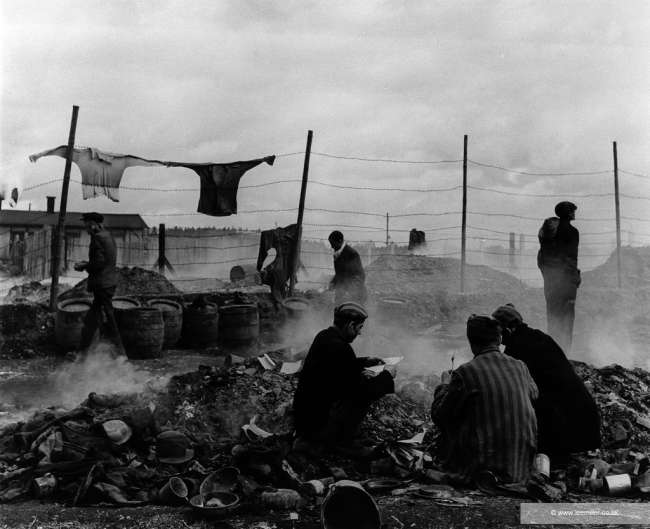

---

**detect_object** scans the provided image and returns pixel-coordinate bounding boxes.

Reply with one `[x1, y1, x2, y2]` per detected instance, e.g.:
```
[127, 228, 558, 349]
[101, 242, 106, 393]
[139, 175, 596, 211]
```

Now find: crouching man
[292, 302, 395, 454]
[431, 315, 539, 485]
[492, 303, 601, 467]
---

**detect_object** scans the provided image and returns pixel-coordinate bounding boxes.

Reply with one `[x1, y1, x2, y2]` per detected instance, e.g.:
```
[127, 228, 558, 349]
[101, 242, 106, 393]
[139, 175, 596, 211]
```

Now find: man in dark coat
[492, 304, 601, 466]
[431, 315, 538, 485]
[328, 230, 367, 305]
[74, 212, 123, 353]
[293, 302, 395, 453]
[537, 201, 581, 352]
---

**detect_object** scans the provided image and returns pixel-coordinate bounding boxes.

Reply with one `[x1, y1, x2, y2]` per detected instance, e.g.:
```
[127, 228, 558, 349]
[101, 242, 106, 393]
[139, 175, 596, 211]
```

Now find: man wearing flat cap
[293, 302, 395, 454]
[537, 201, 581, 352]
[492, 304, 600, 467]
[430, 315, 538, 485]
[74, 212, 123, 353]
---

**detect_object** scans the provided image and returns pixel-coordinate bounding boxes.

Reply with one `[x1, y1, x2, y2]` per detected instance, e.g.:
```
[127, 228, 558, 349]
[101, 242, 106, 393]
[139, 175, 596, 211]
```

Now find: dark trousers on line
[542, 269, 577, 353]
[80, 286, 122, 351]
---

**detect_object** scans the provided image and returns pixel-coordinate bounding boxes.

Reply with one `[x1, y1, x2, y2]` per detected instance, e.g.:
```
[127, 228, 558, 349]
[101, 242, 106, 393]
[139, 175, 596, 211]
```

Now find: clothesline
[29, 146, 276, 217]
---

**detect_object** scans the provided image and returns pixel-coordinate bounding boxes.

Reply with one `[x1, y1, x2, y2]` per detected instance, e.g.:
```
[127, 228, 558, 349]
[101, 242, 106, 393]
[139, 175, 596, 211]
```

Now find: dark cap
[467, 314, 501, 344]
[554, 201, 577, 218]
[334, 301, 368, 321]
[81, 212, 104, 223]
[492, 303, 523, 328]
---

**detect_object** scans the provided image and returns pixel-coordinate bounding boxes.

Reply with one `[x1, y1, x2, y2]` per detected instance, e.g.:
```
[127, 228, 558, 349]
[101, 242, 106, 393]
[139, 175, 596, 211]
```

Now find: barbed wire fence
[2, 131, 650, 300]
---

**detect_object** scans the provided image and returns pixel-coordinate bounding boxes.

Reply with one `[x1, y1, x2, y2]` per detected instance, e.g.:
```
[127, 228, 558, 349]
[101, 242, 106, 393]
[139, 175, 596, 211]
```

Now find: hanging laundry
[257, 223, 299, 305]
[29, 146, 167, 202]
[167, 156, 275, 216]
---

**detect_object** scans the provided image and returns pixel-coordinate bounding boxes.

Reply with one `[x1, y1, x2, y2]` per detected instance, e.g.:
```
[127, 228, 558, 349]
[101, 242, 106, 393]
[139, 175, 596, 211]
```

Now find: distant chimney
[46, 196, 55, 213]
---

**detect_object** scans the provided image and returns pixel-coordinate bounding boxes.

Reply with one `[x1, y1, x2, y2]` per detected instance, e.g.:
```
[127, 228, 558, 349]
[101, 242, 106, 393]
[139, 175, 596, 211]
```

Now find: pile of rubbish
[0, 303, 55, 358]
[4, 350, 650, 510]
[573, 361, 650, 449]
[3, 281, 72, 305]
[0, 349, 429, 509]
[60, 267, 181, 300]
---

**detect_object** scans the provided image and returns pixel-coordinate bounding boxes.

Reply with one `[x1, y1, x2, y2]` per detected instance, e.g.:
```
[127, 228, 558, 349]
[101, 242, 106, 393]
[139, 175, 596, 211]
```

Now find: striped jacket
[431, 347, 539, 484]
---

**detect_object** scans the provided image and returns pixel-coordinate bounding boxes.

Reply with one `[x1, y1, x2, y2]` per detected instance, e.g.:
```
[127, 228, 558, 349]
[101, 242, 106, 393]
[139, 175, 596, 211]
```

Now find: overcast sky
[2, 0, 649, 263]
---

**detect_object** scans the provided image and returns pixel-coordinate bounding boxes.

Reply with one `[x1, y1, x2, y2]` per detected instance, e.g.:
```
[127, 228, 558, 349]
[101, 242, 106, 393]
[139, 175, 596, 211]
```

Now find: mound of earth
[59, 267, 181, 300]
[365, 254, 545, 329]
[583, 246, 650, 290]
[366, 254, 526, 296]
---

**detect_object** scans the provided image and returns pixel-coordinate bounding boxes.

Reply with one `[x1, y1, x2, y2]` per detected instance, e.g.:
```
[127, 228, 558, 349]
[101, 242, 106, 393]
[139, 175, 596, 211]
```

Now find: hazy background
[2, 0, 649, 271]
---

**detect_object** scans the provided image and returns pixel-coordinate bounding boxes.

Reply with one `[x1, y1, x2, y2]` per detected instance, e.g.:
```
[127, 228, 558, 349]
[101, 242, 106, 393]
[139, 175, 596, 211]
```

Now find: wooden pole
[49, 105, 79, 311]
[460, 134, 468, 293]
[386, 213, 389, 246]
[613, 141, 622, 288]
[289, 130, 313, 296]
[158, 223, 166, 274]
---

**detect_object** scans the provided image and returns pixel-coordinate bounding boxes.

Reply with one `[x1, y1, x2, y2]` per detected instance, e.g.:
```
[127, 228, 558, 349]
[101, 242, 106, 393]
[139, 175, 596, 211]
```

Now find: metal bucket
[604, 474, 632, 496]
[322, 480, 381, 529]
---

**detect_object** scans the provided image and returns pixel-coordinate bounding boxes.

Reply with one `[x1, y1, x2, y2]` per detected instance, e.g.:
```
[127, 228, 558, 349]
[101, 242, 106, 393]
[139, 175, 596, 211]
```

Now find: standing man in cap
[328, 230, 367, 305]
[430, 315, 538, 485]
[492, 304, 600, 467]
[537, 201, 581, 352]
[293, 301, 395, 455]
[74, 212, 123, 354]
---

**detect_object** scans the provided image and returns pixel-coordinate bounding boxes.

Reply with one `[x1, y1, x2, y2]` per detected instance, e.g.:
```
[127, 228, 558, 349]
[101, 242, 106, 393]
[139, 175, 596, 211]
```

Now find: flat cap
[334, 301, 368, 321]
[466, 314, 501, 343]
[81, 212, 104, 223]
[492, 303, 523, 328]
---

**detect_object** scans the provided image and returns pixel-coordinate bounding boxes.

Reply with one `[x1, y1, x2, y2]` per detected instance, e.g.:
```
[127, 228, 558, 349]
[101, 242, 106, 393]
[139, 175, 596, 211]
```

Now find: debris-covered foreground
[2, 349, 650, 528]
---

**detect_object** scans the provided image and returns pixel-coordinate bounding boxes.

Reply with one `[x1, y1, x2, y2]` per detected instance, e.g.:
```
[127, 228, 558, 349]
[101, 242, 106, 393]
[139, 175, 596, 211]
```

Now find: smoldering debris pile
[0, 349, 429, 508]
[573, 361, 650, 448]
[60, 267, 181, 300]
[4, 352, 650, 508]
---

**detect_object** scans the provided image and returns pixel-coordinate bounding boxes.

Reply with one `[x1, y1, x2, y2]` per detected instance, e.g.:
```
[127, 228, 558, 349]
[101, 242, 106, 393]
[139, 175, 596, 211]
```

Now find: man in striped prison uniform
[431, 315, 539, 485]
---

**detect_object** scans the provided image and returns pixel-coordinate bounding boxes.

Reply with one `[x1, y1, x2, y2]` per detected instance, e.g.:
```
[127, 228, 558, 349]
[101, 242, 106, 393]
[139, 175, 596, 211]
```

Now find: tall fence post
[460, 134, 468, 293]
[613, 141, 622, 288]
[385, 213, 389, 246]
[49, 105, 79, 311]
[158, 223, 166, 274]
[290, 130, 313, 296]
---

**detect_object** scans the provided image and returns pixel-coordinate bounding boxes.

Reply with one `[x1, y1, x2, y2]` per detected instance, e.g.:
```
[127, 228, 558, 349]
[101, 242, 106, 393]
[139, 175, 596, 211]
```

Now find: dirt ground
[1, 495, 635, 529]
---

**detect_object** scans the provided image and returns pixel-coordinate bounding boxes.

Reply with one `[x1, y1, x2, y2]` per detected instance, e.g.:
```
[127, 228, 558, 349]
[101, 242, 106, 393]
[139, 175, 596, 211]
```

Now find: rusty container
[55, 298, 92, 350]
[218, 304, 259, 345]
[183, 302, 219, 347]
[118, 307, 164, 359]
[146, 298, 183, 348]
[322, 480, 381, 529]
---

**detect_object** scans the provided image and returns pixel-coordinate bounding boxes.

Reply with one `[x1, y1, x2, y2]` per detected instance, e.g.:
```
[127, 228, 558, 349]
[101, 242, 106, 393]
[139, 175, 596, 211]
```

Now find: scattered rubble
[0, 304, 55, 359]
[2, 349, 650, 511]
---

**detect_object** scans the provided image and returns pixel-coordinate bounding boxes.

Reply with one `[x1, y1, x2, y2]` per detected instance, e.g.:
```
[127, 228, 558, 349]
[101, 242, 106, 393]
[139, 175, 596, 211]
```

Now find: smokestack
[46, 196, 55, 213]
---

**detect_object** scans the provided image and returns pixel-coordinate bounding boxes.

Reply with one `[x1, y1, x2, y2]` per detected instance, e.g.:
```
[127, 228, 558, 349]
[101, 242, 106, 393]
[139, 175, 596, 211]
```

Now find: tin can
[32, 473, 57, 498]
[534, 453, 550, 478]
[604, 474, 632, 496]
